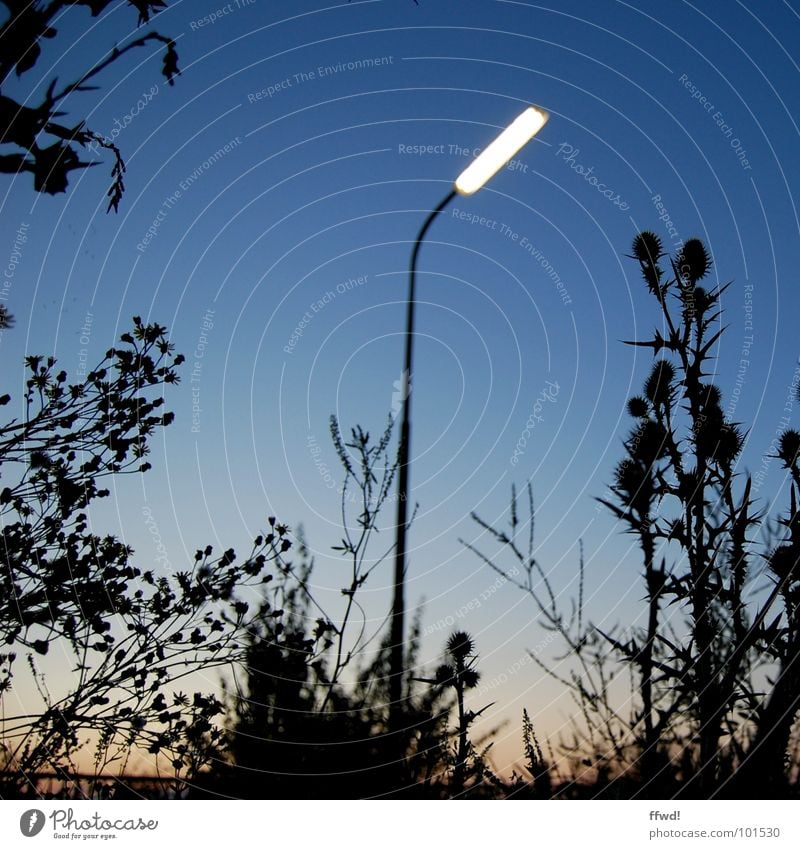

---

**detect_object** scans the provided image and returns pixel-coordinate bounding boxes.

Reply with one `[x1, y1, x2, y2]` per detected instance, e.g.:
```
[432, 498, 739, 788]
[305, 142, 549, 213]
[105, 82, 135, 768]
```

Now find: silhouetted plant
[506, 708, 552, 798]
[214, 420, 430, 798]
[0, 320, 292, 796]
[213, 422, 514, 798]
[733, 436, 800, 795]
[464, 234, 800, 799]
[323, 416, 399, 704]
[597, 233, 752, 794]
[0, 303, 13, 330]
[217, 567, 455, 799]
[597, 232, 800, 796]
[463, 484, 658, 795]
[0, 1, 179, 210]
[429, 630, 497, 796]
[522, 708, 551, 795]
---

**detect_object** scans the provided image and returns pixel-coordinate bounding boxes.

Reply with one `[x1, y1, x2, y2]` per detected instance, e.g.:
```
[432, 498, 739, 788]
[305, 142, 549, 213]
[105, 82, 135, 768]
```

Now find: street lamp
[388, 104, 549, 727]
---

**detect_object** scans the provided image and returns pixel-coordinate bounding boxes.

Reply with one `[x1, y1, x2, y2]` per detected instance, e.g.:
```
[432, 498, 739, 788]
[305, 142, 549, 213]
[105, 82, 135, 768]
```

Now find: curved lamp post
[389, 105, 550, 726]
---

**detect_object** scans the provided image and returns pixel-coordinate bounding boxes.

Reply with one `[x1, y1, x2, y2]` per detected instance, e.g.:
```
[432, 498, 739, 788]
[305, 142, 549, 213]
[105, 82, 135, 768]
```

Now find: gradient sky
[2, 0, 800, 777]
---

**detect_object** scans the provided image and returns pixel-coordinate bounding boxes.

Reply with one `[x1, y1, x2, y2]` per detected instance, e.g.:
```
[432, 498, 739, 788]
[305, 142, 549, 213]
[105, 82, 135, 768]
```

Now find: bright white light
[454, 105, 549, 195]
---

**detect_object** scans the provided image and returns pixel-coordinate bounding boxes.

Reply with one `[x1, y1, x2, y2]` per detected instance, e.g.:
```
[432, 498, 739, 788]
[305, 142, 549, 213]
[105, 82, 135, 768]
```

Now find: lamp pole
[388, 187, 456, 722]
[387, 106, 550, 734]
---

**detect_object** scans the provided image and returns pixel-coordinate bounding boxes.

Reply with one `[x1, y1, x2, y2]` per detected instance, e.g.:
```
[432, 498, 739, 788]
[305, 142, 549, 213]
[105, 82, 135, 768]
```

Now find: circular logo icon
[19, 810, 46, 837]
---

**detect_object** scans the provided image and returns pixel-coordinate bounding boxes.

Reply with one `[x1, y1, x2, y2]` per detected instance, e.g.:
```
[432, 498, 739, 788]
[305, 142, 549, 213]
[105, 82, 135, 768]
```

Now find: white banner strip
[2, 800, 797, 848]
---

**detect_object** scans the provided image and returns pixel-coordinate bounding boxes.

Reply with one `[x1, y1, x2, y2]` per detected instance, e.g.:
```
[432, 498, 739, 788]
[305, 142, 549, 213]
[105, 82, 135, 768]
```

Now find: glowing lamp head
[454, 105, 549, 195]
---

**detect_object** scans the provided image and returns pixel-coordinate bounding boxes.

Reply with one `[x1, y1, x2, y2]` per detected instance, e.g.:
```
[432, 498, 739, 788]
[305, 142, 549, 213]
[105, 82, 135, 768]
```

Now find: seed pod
[645, 360, 676, 409]
[447, 631, 474, 660]
[627, 396, 649, 418]
[778, 430, 800, 468]
[676, 238, 712, 284]
[632, 231, 663, 263]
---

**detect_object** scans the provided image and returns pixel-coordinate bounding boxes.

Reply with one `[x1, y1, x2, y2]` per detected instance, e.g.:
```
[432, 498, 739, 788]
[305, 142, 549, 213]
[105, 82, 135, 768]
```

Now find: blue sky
[2, 0, 800, 775]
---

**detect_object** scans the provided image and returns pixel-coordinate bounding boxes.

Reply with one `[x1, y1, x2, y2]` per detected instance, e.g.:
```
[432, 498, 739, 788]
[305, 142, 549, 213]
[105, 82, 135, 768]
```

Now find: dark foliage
[214, 605, 503, 799]
[0, 320, 291, 796]
[599, 233, 800, 796]
[0, 1, 179, 211]
[464, 234, 800, 799]
[204, 426, 504, 799]
[214, 597, 454, 799]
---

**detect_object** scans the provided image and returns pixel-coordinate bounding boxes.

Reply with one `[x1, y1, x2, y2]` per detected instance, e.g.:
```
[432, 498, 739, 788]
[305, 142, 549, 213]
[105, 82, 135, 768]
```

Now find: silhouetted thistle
[699, 383, 723, 412]
[614, 458, 654, 514]
[778, 430, 800, 468]
[632, 231, 663, 263]
[668, 518, 686, 544]
[460, 668, 480, 690]
[627, 396, 650, 418]
[767, 544, 800, 582]
[447, 630, 474, 661]
[632, 231, 664, 295]
[683, 285, 714, 324]
[435, 663, 456, 686]
[677, 238, 712, 283]
[438, 631, 487, 794]
[614, 458, 642, 494]
[631, 419, 669, 467]
[644, 360, 676, 409]
[714, 423, 744, 466]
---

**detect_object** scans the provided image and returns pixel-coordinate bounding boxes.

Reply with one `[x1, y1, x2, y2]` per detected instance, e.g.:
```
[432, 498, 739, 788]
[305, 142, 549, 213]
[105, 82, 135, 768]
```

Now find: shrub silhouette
[0, 320, 291, 797]
[217, 597, 453, 799]
[204, 422, 504, 798]
[216, 605, 500, 798]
